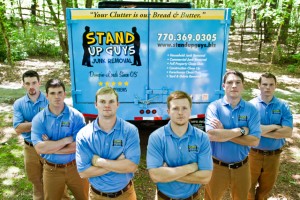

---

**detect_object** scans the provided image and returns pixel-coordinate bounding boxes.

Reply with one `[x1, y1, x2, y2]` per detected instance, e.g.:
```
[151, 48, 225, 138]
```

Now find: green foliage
[23, 24, 61, 57]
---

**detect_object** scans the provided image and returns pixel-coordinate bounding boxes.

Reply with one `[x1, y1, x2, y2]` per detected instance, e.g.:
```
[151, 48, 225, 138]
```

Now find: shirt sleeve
[248, 105, 261, 138]
[13, 101, 24, 129]
[281, 102, 293, 128]
[123, 126, 141, 165]
[31, 113, 45, 146]
[205, 102, 218, 132]
[198, 133, 213, 170]
[146, 131, 164, 169]
[72, 111, 86, 141]
[76, 127, 93, 172]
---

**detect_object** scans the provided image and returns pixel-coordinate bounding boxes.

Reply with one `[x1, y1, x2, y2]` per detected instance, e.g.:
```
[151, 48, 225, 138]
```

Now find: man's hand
[63, 136, 73, 144]
[210, 118, 224, 129]
[42, 134, 49, 141]
[92, 155, 101, 167]
[117, 153, 125, 160]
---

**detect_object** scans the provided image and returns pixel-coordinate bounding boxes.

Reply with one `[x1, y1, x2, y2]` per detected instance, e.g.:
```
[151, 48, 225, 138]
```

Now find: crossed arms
[148, 162, 212, 184]
[79, 154, 138, 179]
[206, 118, 259, 146]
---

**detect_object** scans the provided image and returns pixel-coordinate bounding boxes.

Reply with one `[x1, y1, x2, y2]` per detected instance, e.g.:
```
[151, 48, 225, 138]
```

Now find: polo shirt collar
[165, 121, 193, 138]
[45, 103, 69, 117]
[257, 95, 277, 105]
[25, 92, 45, 103]
[221, 97, 245, 108]
[93, 117, 121, 134]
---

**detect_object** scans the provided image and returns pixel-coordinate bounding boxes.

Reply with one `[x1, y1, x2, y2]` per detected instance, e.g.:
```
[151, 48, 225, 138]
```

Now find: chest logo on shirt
[272, 109, 281, 114]
[113, 139, 123, 146]
[238, 115, 248, 121]
[188, 145, 198, 152]
[61, 121, 70, 127]
[38, 107, 45, 112]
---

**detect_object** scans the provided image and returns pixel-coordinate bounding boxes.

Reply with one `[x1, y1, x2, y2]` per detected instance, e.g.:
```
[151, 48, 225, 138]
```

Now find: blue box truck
[66, 3, 231, 130]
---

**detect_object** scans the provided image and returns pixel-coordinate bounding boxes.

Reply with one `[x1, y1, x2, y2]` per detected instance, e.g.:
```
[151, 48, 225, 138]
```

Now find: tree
[0, 2, 12, 65]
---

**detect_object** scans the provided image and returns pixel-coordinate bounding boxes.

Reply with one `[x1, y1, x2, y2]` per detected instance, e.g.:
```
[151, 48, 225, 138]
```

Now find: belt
[45, 160, 76, 168]
[213, 157, 248, 169]
[24, 140, 33, 147]
[157, 189, 200, 200]
[251, 148, 282, 156]
[91, 180, 132, 198]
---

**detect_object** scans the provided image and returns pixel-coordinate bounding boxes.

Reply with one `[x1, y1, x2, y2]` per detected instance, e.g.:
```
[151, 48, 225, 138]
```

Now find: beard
[28, 89, 37, 96]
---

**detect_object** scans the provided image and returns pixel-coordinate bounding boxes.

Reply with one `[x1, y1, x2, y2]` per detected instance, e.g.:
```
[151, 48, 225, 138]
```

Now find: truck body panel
[66, 7, 231, 127]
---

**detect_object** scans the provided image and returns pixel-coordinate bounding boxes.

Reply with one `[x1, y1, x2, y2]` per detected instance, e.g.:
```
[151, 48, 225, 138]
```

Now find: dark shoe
[131, 63, 136, 65]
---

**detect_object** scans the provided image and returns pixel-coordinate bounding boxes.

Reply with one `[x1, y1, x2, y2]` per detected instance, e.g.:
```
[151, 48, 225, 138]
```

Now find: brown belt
[213, 157, 248, 169]
[44, 160, 76, 168]
[24, 140, 33, 147]
[91, 180, 132, 198]
[157, 189, 200, 200]
[251, 148, 282, 156]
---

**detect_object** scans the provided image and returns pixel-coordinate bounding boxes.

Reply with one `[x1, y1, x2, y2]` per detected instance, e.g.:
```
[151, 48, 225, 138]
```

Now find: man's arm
[79, 166, 110, 179]
[15, 121, 32, 135]
[92, 154, 138, 174]
[230, 135, 259, 146]
[262, 126, 293, 139]
[206, 118, 249, 142]
[177, 170, 212, 184]
[34, 136, 73, 154]
[79, 153, 126, 179]
[148, 163, 198, 183]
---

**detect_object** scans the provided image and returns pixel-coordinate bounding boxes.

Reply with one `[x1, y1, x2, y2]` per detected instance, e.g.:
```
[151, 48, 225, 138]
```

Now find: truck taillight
[146, 109, 151, 114]
[152, 110, 157, 114]
[139, 110, 144, 114]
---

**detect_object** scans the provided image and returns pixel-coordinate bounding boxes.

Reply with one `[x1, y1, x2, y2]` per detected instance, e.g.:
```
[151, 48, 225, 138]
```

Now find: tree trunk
[240, 8, 248, 52]
[46, 0, 68, 63]
[17, 0, 26, 33]
[85, 0, 93, 8]
[271, 24, 282, 64]
[0, 3, 13, 65]
[279, 0, 293, 44]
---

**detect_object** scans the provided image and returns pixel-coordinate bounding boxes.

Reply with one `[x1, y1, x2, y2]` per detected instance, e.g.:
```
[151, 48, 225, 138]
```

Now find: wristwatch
[240, 127, 246, 136]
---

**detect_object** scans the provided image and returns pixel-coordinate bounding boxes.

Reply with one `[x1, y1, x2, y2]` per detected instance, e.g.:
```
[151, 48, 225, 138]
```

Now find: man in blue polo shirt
[147, 90, 213, 200]
[31, 79, 89, 200]
[76, 86, 140, 200]
[248, 73, 293, 200]
[205, 70, 261, 200]
[13, 70, 48, 200]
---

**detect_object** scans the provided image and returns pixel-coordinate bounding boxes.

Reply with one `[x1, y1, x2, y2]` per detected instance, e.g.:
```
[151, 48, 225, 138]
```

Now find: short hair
[167, 91, 192, 109]
[22, 70, 40, 82]
[223, 70, 244, 83]
[45, 79, 65, 93]
[258, 72, 277, 84]
[95, 86, 119, 102]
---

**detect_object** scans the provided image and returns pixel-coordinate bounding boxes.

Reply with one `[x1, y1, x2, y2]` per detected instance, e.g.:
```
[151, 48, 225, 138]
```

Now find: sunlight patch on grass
[288, 146, 300, 161]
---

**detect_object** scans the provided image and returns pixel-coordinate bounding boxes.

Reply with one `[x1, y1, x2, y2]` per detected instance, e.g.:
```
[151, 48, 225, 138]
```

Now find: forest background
[0, 0, 299, 199]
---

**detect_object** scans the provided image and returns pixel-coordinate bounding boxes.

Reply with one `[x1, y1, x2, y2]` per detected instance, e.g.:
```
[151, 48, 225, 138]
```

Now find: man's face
[46, 87, 66, 107]
[259, 77, 276, 98]
[167, 98, 191, 126]
[223, 74, 244, 99]
[23, 77, 40, 96]
[95, 93, 119, 119]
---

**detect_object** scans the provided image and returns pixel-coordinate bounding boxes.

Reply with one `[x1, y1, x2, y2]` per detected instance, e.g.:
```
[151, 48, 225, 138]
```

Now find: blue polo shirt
[250, 96, 293, 150]
[147, 121, 213, 199]
[205, 97, 261, 163]
[76, 117, 140, 193]
[13, 92, 48, 143]
[31, 104, 85, 164]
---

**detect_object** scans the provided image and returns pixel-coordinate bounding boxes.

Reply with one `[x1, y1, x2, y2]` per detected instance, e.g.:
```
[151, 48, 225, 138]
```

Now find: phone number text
[157, 33, 217, 42]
